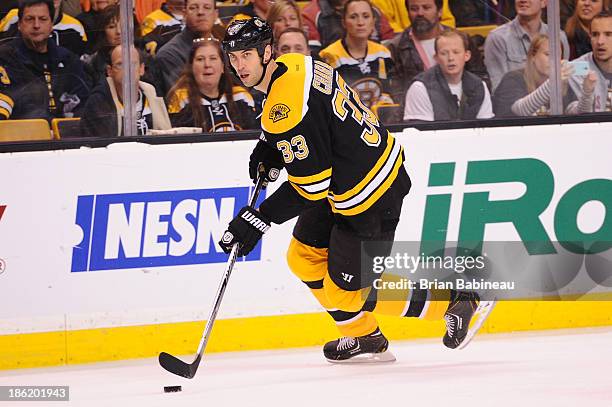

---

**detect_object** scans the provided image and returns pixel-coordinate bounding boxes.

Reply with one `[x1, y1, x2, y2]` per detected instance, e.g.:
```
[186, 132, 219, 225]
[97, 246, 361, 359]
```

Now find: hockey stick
[159, 175, 269, 379]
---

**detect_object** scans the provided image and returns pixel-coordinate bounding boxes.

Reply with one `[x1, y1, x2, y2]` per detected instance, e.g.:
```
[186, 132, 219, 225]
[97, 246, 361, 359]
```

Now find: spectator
[484, 0, 571, 91]
[77, 0, 116, 50]
[0, 0, 88, 56]
[154, 0, 219, 97]
[276, 27, 311, 57]
[388, 0, 487, 107]
[82, 4, 120, 86]
[141, 0, 185, 56]
[404, 30, 493, 121]
[0, 0, 89, 121]
[266, 0, 304, 40]
[565, 0, 609, 59]
[493, 34, 596, 117]
[372, 0, 454, 32]
[81, 45, 171, 137]
[319, 0, 395, 109]
[302, 0, 395, 51]
[166, 38, 258, 131]
[234, 0, 272, 20]
[569, 11, 612, 112]
[82, 5, 146, 85]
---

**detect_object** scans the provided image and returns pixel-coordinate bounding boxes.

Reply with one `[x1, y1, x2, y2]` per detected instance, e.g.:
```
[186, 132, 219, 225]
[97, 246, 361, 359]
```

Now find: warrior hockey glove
[249, 139, 283, 185]
[219, 206, 271, 256]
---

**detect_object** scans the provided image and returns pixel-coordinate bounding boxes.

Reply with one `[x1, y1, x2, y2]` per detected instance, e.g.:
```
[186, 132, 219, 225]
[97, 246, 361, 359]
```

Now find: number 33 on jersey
[261, 54, 405, 217]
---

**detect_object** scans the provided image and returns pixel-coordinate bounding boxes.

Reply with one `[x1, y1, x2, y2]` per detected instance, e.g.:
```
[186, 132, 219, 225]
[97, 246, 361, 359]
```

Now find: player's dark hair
[405, 0, 443, 11]
[18, 0, 54, 20]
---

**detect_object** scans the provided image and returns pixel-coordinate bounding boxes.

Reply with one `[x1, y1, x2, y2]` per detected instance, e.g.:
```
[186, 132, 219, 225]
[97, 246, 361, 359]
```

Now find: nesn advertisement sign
[71, 187, 265, 272]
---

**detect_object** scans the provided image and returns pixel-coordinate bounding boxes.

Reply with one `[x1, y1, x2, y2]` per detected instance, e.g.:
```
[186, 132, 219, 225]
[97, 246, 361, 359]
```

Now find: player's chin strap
[251, 52, 271, 88]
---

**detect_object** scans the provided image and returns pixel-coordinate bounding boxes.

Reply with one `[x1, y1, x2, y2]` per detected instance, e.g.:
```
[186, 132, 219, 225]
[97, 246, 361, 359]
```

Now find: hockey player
[218, 17, 492, 362]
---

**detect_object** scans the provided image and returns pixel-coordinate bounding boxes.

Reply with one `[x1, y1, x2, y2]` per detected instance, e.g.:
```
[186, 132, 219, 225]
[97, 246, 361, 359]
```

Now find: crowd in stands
[0, 0, 611, 141]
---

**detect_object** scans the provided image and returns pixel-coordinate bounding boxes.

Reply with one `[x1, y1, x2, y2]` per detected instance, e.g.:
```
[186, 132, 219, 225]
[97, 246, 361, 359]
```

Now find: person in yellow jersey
[140, 0, 185, 56]
[319, 0, 395, 109]
[218, 17, 493, 362]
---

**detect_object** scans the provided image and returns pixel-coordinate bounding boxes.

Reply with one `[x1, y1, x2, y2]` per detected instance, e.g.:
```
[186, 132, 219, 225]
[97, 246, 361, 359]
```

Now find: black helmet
[222, 17, 273, 57]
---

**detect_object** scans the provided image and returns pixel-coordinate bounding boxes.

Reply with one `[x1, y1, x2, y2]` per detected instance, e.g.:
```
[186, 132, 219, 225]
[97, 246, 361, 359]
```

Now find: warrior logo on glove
[218, 206, 271, 256]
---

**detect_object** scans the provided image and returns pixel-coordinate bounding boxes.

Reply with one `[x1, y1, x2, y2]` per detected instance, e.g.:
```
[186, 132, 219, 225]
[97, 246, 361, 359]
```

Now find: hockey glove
[219, 206, 271, 256]
[249, 139, 283, 185]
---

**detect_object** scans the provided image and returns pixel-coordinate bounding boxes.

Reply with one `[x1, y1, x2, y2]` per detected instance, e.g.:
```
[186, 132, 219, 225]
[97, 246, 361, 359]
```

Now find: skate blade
[326, 351, 396, 364]
[458, 300, 497, 350]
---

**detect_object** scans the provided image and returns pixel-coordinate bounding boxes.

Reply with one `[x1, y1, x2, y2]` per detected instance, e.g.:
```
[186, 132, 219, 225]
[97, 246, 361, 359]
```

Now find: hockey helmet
[222, 17, 273, 58]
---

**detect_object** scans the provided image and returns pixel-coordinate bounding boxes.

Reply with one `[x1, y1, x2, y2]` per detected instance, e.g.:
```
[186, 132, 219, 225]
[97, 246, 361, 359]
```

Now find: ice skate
[443, 290, 496, 350]
[324, 328, 396, 363]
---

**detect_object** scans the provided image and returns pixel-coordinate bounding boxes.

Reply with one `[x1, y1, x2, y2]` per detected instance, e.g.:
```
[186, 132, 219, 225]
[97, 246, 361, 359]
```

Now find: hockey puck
[164, 386, 182, 393]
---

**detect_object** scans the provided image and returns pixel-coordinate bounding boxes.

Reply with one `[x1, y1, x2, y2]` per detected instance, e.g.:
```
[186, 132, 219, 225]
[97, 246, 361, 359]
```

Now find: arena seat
[52, 118, 82, 139]
[457, 25, 498, 38]
[0, 119, 53, 142]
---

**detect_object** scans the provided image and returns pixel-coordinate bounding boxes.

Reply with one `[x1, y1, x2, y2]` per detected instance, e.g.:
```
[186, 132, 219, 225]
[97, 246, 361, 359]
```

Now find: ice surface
[1, 328, 611, 407]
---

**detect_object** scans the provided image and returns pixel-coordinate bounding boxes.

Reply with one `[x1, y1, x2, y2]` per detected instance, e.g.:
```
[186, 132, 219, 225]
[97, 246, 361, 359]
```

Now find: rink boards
[0, 122, 611, 369]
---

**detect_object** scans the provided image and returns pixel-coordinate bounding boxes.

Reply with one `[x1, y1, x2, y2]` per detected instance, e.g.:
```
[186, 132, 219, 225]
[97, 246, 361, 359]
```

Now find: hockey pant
[287, 201, 450, 338]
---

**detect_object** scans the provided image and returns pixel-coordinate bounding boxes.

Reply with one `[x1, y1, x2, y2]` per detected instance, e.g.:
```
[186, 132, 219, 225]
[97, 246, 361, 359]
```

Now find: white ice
[1, 328, 611, 407]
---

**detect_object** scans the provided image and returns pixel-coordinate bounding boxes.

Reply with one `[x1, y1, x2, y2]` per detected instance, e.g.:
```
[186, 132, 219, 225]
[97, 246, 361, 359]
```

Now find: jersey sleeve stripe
[0, 106, 10, 119]
[297, 178, 330, 194]
[0, 93, 14, 108]
[290, 182, 329, 201]
[330, 149, 404, 216]
[287, 168, 332, 185]
[330, 133, 395, 202]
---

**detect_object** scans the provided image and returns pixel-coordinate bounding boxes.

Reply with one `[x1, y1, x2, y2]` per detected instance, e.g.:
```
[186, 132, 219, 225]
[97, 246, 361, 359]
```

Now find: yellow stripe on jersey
[0, 93, 14, 118]
[232, 86, 255, 108]
[319, 40, 393, 69]
[0, 9, 17, 33]
[141, 9, 180, 36]
[330, 137, 404, 216]
[55, 14, 88, 41]
[0, 107, 10, 119]
[290, 183, 329, 201]
[0, 92, 14, 107]
[167, 88, 189, 113]
[287, 168, 332, 185]
[288, 168, 332, 201]
[261, 53, 312, 134]
[330, 132, 394, 202]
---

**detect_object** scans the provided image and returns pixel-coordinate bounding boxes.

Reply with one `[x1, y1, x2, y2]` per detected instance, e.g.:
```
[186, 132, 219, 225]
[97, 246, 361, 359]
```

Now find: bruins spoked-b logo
[269, 103, 290, 122]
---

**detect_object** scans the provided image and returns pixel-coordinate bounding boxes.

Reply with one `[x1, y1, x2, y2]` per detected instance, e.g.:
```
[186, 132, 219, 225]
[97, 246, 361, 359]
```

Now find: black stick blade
[159, 352, 201, 379]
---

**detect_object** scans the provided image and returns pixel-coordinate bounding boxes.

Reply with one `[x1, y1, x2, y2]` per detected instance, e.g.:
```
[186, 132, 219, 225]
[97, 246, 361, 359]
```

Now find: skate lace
[444, 314, 456, 338]
[337, 336, 357, 351]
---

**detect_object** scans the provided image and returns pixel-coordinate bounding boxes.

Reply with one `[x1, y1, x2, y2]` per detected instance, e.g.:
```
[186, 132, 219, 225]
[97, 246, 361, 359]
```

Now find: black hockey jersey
[167, 86, 258, 132]
[259, 53, 406, 223]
